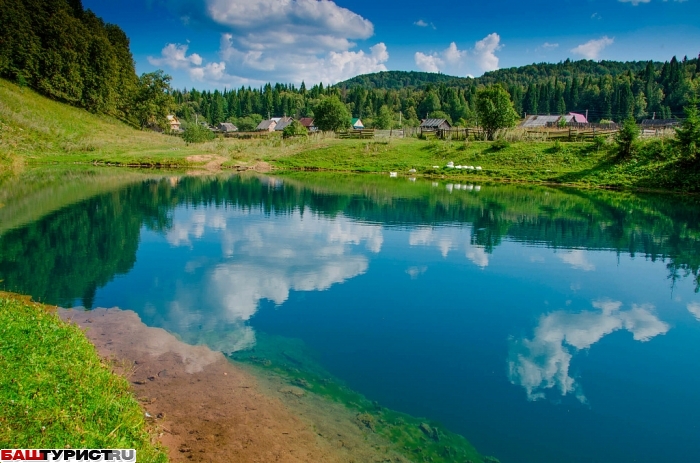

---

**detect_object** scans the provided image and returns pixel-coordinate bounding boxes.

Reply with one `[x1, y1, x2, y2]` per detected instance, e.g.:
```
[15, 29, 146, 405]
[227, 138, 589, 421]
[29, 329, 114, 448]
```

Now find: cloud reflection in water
[155, 208, 383, 353]
[508, 300, 669, 402]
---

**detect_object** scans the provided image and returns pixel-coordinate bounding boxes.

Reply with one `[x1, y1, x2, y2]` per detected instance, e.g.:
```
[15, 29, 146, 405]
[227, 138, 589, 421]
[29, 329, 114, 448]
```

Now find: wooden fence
[337, 129, 375, 139]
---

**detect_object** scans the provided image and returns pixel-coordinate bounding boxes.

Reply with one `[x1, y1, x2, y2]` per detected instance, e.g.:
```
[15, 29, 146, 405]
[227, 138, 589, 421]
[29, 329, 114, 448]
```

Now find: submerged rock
[419, 422, 440, 441]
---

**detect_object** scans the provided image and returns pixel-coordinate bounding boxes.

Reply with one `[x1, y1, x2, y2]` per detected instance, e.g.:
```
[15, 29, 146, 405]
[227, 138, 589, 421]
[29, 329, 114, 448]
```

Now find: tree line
[0, 0, 174, 129]
[172, 56, 699, 130]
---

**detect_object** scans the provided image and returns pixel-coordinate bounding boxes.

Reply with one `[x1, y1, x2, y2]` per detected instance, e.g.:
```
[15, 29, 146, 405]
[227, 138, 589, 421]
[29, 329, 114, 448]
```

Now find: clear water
[2, 172, 700, 463]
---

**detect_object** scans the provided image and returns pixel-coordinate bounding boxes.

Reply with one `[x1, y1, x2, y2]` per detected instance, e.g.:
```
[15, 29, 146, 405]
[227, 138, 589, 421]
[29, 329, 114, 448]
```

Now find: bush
[615, 117, 639, 158]
[491, 139, 511, 151]
[182, 123, 214, 144]
[592, 135, 609, 152]
[282, 120, 308, 139]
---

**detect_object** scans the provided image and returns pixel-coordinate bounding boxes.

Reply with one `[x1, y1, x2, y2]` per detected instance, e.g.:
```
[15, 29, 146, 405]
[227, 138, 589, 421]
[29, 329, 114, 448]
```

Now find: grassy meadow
[0, 293, 167, 461]
[1, 77, 698, 192]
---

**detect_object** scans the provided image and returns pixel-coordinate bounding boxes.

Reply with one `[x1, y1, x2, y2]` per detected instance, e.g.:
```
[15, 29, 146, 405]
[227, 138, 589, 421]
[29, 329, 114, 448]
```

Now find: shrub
[592, 135, 608, 152]
[282, 120, 309, 139]
[675, 99, 700, 161]
[182, 123, 214, 144]
[492, 139, 511, 151]
[615, 117, 639, 158]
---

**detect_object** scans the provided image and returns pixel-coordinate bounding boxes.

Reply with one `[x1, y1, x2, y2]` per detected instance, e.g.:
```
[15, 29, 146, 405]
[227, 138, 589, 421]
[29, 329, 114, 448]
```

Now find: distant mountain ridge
[335, 59, 672, 90]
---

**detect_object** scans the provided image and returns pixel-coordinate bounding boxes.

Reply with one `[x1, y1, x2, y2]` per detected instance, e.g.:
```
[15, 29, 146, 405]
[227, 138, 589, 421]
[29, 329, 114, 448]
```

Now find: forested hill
[336, 60, 665, 90]
[0, 0, 173, 129]
[336, 71, 472, 90]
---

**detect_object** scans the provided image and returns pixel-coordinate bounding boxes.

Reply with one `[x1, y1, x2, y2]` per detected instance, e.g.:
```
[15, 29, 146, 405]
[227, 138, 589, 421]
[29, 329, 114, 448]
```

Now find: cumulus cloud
[473, 33, 502, 72]
[557, 250, 596, 271]
[414, 52, 444, 73]
[158, 0, 386, 85]
[152, 205, 383, 353]
[508, 300, 669, 402]
[148, 43, 203, 69]
[413, 33, 501, 76]
[688, 302, 700, 321]
[408, 226, 489, 267]
[541, 42, 559, 49]
[571, 36, 614, 60]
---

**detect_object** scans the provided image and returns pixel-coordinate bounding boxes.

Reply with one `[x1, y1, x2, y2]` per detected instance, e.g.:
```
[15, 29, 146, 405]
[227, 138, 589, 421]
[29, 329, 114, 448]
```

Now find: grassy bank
[0, 292, 167, 461]
[2, 77, 698, 193]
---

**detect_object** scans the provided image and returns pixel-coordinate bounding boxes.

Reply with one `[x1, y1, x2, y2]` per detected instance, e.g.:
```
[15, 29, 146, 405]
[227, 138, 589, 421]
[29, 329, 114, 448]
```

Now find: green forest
[0, 0, 173, 129]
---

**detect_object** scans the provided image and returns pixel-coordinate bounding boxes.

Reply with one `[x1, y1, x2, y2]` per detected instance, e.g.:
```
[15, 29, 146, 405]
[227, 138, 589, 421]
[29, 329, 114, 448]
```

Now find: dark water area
[2, 171, 700, 463]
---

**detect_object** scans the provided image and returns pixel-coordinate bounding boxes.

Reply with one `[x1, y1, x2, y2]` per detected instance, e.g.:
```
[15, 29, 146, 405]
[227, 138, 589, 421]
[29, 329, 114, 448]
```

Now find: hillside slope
[0, 78, 190, 171]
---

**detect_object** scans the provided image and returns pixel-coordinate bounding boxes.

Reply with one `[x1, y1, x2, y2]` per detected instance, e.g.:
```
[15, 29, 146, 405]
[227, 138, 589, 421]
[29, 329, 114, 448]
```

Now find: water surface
[1, 170, 699, 463]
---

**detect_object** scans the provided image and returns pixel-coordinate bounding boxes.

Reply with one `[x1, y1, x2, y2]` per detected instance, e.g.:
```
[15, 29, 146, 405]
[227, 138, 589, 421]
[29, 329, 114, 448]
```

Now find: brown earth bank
[59, 308, 406, 463]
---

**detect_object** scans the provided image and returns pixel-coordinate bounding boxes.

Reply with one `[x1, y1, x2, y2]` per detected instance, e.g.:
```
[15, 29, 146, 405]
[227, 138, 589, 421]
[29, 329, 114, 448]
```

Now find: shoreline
[57, 307, 420, 463]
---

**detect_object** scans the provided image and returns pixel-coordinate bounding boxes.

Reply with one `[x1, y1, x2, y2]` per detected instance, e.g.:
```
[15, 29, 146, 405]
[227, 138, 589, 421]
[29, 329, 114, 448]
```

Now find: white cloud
[508, 300, 669, 402]
[148, 43, 203, 69]
[153, 201, 383, 353]
[159, 0, 386, 85]
[467, 247, 489, 268]
[619, 0, 651, 5]
[557, 250, 595, 271]
[688, 302, 700, 321]
[406, 266, 428, 279]
[473, 33, 502, 72]
[541, 42, 559, 49]
[571, 36, 614, 60]
[414, 19, 436, 29]
[414, 52, 444, 73]
[415, 34, 501, 76]
[591, 12, 602, 19]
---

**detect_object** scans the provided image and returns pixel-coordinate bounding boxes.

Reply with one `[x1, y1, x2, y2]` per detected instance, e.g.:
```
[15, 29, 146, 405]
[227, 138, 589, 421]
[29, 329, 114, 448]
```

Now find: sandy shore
[59, 307, 407, 463]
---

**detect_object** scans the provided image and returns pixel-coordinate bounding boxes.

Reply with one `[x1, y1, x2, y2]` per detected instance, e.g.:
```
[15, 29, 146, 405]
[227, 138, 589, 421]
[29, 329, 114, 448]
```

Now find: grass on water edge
[0, 292, 168, 462]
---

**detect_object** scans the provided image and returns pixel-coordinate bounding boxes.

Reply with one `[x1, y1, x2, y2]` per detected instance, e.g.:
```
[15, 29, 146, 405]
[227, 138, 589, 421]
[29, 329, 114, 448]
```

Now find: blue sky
[83, 0, 700, 89]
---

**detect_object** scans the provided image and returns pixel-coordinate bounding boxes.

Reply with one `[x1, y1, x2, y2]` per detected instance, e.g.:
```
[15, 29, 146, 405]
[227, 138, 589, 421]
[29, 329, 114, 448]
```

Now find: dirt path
[59, 308, 405, 463]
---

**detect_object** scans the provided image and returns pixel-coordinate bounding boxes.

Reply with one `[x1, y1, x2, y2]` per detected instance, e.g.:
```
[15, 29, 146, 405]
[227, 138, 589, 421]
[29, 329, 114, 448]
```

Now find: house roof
[299, 117, 315, 127]
[256, 119, 277, 130]
[274, 117, 294, 131]
[520, 115, 562, 128]
[351, 118, 363, 126]
[569, 112, 588, 123]
[219, 122, 238, 131]
[166, 115, 179, 123]
[420, 118, 450, 128]
[641, 119, 680, 126]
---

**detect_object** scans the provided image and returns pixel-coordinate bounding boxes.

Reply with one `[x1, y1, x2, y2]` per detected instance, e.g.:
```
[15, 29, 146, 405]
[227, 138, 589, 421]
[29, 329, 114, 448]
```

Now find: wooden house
[299, 117, 317, 132]
[274, 117, 294, 132]
[256, 119, 277, 132]
[218, 122, 238, 133]
[420, 118, 451, 131]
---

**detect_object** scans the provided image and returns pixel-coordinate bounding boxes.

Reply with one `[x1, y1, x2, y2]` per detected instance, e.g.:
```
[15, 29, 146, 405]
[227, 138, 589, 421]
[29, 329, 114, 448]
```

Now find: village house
[351, 118, 365, 130]
[420, 118, 451, 131]
[299, 117, 317, 132]
[256, 119, 277, 132]
[166, 115, 181, 132]
[274, 117, 294, 132]
[217, 122, 238, 133]
[520, 112, 589, 128]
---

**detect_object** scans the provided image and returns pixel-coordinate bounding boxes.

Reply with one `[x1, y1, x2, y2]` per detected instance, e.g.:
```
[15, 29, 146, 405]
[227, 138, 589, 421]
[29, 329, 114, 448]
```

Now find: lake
[1, 170, 699, 463]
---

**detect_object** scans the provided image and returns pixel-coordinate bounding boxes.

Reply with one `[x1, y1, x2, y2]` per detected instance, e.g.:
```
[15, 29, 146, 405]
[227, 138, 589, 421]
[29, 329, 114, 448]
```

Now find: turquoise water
[2, 172, 700, 462]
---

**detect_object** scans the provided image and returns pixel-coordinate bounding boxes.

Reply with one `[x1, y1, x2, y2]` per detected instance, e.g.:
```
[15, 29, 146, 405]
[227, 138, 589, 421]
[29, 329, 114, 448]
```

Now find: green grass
[3, 76, 698, 193]
[269, 136, 700, 192]
[0, 293, 167, 461]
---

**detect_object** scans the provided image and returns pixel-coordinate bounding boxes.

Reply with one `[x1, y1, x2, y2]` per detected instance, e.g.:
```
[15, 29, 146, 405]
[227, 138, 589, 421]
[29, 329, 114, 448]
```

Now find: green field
[0, 293, 167, 461]
[1, 78, 697, 192]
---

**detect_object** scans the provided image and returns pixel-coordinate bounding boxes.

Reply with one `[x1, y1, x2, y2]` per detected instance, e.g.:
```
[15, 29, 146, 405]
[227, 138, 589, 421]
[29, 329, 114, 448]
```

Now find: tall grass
[0, 293, 167, 461]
